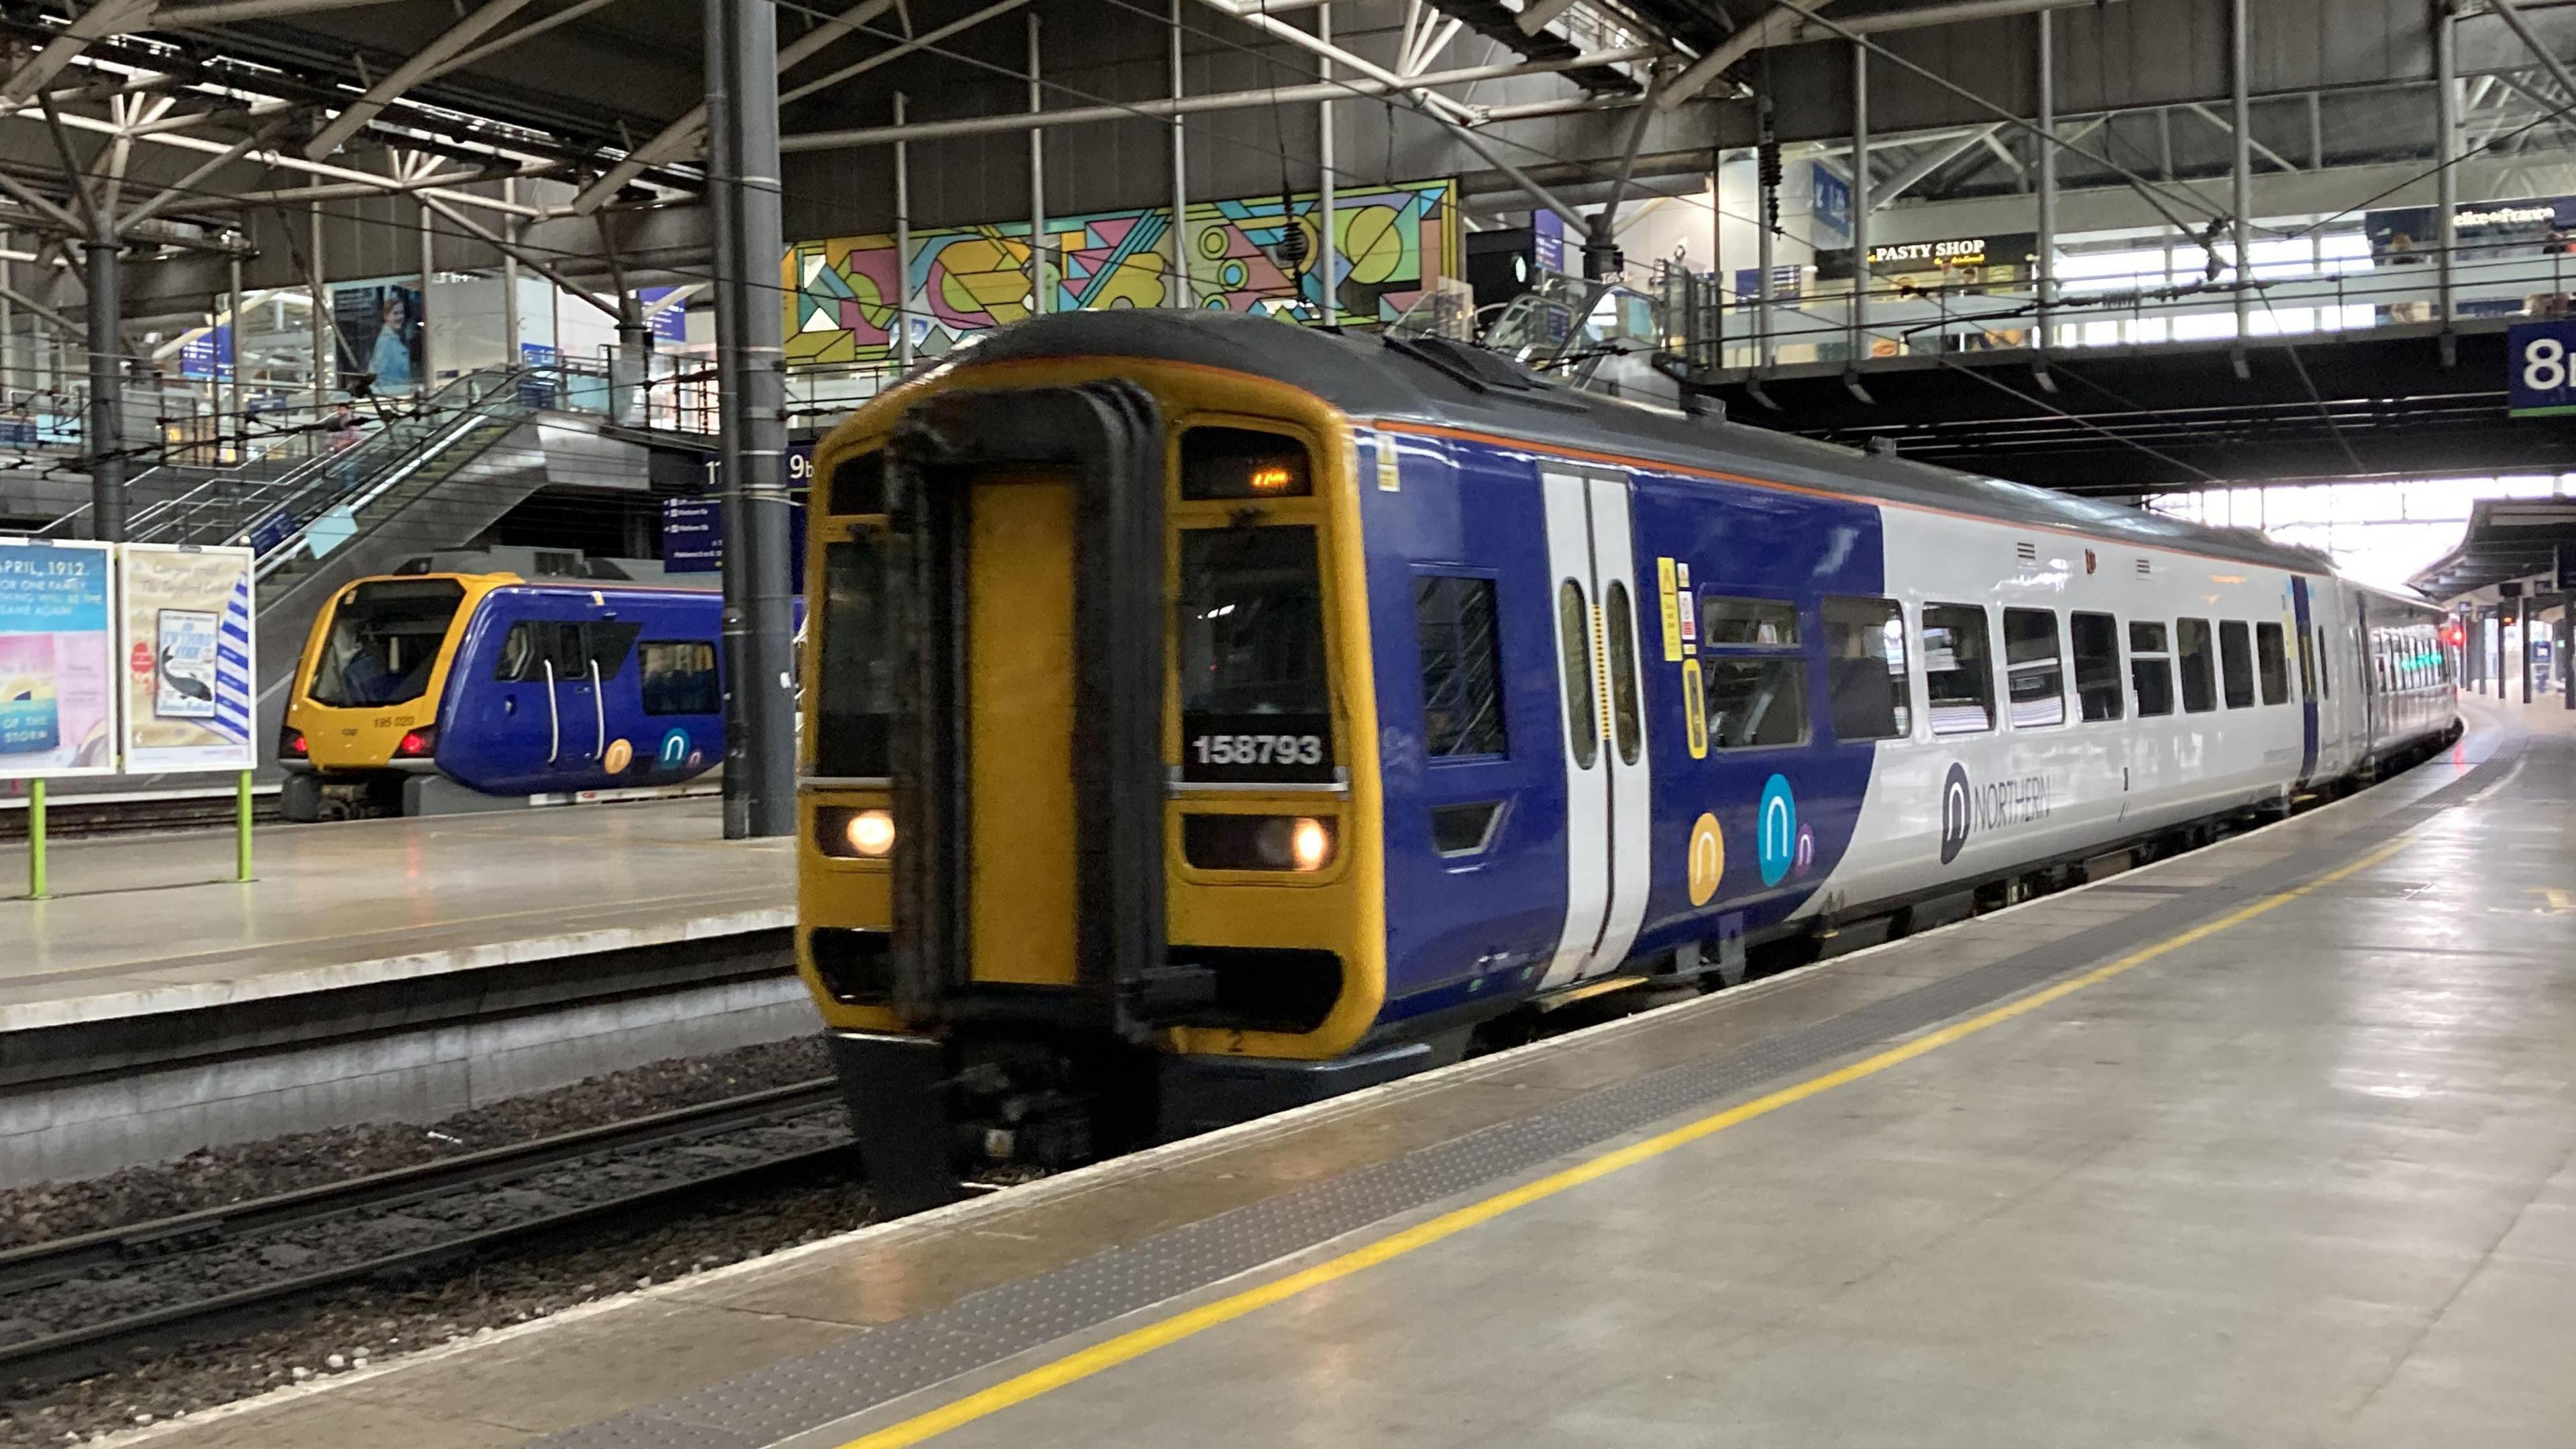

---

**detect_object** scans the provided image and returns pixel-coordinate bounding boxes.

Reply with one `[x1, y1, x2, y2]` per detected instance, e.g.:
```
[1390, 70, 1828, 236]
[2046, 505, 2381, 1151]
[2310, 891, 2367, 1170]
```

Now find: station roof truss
[0, 0, 2133, 262]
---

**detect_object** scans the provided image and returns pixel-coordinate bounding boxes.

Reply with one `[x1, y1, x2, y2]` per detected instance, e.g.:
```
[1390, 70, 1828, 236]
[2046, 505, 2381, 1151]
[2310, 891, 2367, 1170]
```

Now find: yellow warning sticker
[1682, 657, 1708, 759]
[1657, 556, 1682, 662]
[1688, 811, 1725, 905]
[1375, 432, 1401, 492]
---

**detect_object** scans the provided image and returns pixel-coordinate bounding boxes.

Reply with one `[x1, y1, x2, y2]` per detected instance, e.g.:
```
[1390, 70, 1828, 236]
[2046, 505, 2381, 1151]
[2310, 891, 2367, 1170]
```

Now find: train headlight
[1182, 814, 1338, 872]
[1291, 817, 1331, 871]
[816, 806, 896, 860]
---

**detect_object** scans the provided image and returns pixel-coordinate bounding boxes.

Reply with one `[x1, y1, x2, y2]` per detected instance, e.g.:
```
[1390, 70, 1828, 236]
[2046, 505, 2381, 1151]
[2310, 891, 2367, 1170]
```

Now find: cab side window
[1414, 575, 1507, 759]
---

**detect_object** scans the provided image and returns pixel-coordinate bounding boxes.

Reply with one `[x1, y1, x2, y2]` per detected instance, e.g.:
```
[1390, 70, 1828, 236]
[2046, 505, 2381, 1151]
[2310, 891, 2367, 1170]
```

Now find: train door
[1537, 468, 1652, 989]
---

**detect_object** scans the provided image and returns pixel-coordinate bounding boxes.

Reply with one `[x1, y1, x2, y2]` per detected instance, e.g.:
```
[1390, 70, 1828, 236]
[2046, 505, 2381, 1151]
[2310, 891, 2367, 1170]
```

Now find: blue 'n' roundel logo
[658, 729, 692, 770]
[1758, 774, 1798, 888]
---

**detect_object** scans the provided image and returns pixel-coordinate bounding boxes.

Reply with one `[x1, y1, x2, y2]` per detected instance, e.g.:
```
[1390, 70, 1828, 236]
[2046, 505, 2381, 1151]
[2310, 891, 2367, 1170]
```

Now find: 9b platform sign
[2508, 319, 2576, 416]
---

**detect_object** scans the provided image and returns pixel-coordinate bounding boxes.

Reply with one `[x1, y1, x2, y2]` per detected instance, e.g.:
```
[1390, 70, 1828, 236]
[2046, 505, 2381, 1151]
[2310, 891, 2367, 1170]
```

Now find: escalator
[36, 368, 579, 792]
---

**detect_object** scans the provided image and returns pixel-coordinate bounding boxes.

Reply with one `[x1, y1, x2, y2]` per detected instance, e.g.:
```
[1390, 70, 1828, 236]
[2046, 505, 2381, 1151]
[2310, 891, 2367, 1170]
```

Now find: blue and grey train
[282, 551, 737, 819]
[793, 311, 2459, 1206]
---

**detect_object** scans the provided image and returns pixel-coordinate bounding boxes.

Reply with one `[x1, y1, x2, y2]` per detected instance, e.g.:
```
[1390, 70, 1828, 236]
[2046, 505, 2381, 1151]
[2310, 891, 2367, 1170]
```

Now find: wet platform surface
[134, 696, 2576, 1449]
[0, 800, 791, 1032]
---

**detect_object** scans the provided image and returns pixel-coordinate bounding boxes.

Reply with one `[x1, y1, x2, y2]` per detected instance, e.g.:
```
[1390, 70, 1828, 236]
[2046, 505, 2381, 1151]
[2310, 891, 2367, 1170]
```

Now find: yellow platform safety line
[830, 829, 2422, 1449]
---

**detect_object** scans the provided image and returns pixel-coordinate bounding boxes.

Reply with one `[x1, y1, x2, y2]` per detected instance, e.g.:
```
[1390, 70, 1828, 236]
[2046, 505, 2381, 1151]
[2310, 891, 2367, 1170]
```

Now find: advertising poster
[0, 539, 117, 777]
[333, 280, 425, 394]
[119, 544, 257, 773]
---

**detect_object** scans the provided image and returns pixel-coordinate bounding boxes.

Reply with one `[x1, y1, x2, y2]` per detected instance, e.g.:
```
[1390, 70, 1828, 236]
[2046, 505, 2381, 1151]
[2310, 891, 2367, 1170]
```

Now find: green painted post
[27, 778, 46, 900]
[235, 769, 253, 881]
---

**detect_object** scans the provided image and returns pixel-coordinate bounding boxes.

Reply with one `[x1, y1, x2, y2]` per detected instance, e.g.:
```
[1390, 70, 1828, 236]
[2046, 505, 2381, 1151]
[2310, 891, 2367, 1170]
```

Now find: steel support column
[308, 179, 330, 408]
[2035, 7, 2056, 348]
[709, 0, 797, 839]
[2229, 0, 2251, 345]
[1317, 3, 1336, 321]
[85, 236, 123, 541]
[895, 92, 914, 368]
[417, 193, 435, 388]
[1849, 41, 1868, 364]
[1028, 12, 1048, 315]
[227, 254, 244, 463]
[502, 175, 521, 367]
[2436, 3, 2459, 334]
[1170, 0, 1191, 307]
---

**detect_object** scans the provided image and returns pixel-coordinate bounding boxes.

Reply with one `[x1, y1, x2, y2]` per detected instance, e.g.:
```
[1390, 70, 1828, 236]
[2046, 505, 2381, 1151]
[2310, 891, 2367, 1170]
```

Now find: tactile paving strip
[538, 739, 2526, 1449]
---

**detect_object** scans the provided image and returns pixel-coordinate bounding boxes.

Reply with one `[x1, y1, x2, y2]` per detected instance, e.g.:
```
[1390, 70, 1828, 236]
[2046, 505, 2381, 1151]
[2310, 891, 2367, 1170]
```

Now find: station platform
[135, 697, 2575, 1449]
[0, 801, 798, 1183]
[0, 798, 790, 1031]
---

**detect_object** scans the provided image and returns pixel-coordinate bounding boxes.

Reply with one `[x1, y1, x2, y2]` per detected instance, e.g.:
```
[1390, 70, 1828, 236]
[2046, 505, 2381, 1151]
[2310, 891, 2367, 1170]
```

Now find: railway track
[0, 1080, 851, 1390]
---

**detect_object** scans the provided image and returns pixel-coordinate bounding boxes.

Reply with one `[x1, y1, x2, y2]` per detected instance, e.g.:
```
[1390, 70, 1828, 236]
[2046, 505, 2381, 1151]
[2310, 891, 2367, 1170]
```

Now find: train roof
[954, 311, 2339, 578]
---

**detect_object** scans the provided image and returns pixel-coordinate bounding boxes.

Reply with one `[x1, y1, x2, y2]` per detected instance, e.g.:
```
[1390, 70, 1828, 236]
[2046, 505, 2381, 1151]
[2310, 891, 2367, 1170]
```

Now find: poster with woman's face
[333, 281, 424, 394]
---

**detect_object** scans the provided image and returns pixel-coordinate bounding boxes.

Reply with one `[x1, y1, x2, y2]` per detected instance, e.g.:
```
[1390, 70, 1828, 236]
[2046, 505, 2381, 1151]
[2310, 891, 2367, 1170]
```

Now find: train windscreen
[1176, 525, 1333, 783]
[306, 578, 466, 708]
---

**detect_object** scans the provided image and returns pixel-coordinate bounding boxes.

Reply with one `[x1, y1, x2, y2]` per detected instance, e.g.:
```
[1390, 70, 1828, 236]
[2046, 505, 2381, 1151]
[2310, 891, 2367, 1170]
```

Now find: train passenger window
[2218, 621, 2256, 708]
[2255, 623, 2290, 706]
[1921, 604, 1996, 735]
[1698, 596, 1798, 646]
[2002, 608, 2066, 729]
[1701, 594, 1807, 749]
[1414, 575, 1507, 759]
[2314, 625, 2330, 699]
[1181, 427, 1311, 500]
[2294, 623, 2316, 702]
[1822, 596, 1910, 741]
[639, 641, 721, 715]
[2129, 621, 2175, 717]
[2176, 619, 2217, 712]
[2070, 612, 2124, 722]
[1603, 582, 1644, 766]
[817, 537, 897, 777]
[1703, 659, 1807, 749]
[1556, 580, 1599, 769]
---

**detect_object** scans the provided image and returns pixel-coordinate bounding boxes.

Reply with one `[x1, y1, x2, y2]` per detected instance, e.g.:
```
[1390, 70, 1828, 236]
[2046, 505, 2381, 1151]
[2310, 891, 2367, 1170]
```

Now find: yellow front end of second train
[280, 572, 515, 817]
[794, 354, 1393, 1205]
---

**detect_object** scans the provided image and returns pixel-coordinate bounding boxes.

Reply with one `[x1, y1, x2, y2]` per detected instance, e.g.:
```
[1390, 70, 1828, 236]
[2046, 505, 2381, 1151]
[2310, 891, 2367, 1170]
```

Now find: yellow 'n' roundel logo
[1688, 812, 1725, 906]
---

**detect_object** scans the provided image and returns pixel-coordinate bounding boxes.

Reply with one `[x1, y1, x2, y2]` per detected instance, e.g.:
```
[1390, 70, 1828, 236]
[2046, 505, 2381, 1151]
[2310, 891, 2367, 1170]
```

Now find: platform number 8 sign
[2508, 320, 2576, 417]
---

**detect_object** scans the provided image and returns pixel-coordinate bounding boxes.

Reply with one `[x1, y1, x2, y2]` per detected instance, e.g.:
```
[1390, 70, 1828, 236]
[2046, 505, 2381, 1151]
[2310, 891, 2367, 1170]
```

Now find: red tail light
[279, 727, 308, 758]
[396, 728, 436, 758]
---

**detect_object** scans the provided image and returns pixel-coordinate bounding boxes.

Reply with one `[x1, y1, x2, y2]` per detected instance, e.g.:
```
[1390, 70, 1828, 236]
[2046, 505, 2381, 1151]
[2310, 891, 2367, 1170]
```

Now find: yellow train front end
[279, 572, 513, 820]
[796, 347, 1393, 1207]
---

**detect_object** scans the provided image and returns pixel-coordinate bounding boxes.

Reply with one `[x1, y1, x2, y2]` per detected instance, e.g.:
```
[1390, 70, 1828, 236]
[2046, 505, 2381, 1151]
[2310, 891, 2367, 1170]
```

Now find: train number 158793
[1190, 733, 1324, 767]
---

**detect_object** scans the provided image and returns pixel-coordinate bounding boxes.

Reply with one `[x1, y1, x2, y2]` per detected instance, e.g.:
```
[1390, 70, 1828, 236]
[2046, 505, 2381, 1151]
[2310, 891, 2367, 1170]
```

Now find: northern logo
[1939, 762, 1972, 865]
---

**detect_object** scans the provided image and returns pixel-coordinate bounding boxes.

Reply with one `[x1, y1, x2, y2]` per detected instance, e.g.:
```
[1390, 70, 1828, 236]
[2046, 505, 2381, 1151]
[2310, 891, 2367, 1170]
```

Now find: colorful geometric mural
[786, 178, 1460, 368]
